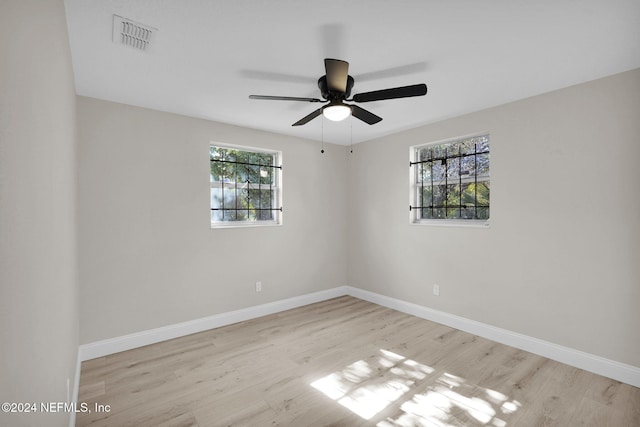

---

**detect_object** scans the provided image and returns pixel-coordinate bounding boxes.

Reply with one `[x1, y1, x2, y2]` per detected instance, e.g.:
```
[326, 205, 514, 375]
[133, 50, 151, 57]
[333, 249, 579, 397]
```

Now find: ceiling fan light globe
[323, 104, 351, 121]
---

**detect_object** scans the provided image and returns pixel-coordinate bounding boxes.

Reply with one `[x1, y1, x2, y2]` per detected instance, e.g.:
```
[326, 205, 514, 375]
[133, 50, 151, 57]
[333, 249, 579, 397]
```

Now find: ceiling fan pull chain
[321, 116, 325, 154]
[350, 118, 353, 153]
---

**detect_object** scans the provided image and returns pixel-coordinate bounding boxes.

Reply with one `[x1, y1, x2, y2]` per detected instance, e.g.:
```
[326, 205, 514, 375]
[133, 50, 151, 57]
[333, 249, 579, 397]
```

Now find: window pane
[210, 188, 222, 221]
[249, 164, 260, 183]
[477, 181, 490, 207]
[260, 190, 275, 210]
[432, 144, 448, 160]
[476, 135, 490, 153]
[477, 153, 490, 177]
[446, 207, 461, 219]
[446, 184, 460, 207]
[461, 207, 476, 219]
[419, 162, 430, 184]
[461, 183, 476, 206]
[446, 142, 459, 158]
[421, 187, 433, 207]
[421, 207, 433, 219]
[259, 167, 272, 185]
[223, 209, 237, 221]
[418, 147, 431, 162]
[433, 184, 446, 207]
[210, 145, 281, 225]
[221, 148, 234, 162]
[410, 134, 489, 223]
[460, 154, 475, 177]
[459, 139, 475, 155]
[446, 157, 460, 180]
[221, 183, 235, 210]
[431, 161, 445, 182]
[432, 207, 446, 219]
[476, 207, 490, 220]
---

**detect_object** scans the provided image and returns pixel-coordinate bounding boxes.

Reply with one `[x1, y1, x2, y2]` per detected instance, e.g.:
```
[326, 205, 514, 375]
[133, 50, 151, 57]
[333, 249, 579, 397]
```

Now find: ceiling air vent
[112, 15, 156, 51]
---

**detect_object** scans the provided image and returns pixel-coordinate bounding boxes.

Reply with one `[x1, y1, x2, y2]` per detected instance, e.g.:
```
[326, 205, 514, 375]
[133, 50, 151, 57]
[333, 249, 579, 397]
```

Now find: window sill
[411, 219, 490, 228]
[211, 221, 282, 229]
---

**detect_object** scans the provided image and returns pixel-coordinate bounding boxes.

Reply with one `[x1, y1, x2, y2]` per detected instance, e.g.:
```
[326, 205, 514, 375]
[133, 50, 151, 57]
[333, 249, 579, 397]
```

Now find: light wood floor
[77, 296, 639, 426]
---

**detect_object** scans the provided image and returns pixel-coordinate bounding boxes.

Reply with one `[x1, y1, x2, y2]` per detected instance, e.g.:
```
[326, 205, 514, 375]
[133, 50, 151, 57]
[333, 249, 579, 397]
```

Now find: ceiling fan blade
[292, 107, 324, 126]
[353, 83, 427, 103]
[324, 58, 349, 93]
[355, 62, 427, 83]
[350, 105, 382, 125]
[249, 95, 323, 102]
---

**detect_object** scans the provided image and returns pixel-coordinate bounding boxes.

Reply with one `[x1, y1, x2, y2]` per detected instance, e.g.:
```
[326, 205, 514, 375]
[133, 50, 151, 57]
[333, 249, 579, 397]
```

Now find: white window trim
[210, 142, 283, 229]
[211, 219, 282, 229]
[409, 132, 490, 228]
[411, 218, 490, 228]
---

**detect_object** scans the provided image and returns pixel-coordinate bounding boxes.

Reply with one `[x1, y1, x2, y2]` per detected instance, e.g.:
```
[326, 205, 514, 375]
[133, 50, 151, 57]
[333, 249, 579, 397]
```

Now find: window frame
[210, 142, 283, 229]
[409, 133, 490, 228]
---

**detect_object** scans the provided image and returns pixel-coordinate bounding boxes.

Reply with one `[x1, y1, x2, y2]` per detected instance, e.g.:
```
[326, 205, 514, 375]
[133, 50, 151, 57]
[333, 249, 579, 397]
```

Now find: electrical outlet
[255, 281, 262, 292]
[433, 284, 440, 296]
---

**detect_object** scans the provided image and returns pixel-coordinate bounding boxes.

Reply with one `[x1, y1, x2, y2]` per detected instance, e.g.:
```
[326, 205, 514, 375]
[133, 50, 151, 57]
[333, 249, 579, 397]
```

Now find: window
[410, 134, 490, 224]
[210, 144, 282, 227]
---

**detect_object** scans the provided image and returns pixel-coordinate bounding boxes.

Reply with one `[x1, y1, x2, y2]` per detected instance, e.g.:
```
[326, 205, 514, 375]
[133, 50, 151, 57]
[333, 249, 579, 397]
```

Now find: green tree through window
[411, 135, 490, 222]
[210, 145, 282, 225]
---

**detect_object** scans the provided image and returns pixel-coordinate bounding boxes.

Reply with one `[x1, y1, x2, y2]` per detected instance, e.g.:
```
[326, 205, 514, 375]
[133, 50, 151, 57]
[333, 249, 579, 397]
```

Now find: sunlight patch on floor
[311, 349, 522, 426]
[311, 349, 434, 420]
[378, 372, 522, 426]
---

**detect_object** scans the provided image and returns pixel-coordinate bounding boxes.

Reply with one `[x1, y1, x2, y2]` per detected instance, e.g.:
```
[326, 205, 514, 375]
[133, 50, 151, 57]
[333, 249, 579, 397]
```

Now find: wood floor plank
[76, 296, 640, 426]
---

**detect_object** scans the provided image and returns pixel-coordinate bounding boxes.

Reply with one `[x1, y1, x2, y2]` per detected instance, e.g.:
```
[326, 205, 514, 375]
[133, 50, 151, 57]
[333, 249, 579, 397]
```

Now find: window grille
[210, 145, 282, 226]
[410, 134, 490, 222]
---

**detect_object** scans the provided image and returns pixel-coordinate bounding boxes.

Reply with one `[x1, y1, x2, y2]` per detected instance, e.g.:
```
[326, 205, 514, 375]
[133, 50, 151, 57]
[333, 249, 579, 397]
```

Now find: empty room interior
[1, 1, 640, 426]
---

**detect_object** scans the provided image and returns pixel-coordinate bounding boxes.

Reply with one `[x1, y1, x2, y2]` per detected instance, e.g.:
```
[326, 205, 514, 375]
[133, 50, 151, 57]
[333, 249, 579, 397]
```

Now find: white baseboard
[78, 285, 639, 388]
[79, 286, 348, 361]
[345, 286, 640, 388]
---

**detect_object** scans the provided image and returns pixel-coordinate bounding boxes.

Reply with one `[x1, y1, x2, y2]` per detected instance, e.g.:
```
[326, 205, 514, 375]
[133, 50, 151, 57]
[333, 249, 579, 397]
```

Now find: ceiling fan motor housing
[318, 75, 354, 100]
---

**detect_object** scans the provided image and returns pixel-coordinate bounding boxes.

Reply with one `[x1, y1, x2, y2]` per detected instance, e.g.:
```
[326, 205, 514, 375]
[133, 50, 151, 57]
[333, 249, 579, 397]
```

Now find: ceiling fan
[249, 58, 427, 126]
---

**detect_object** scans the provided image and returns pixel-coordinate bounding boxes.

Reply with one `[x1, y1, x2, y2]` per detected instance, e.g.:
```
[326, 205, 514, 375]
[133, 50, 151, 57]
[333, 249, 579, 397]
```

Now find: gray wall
[0, 1, 79, 426]
[77, 97, 349, 343]
[2, 6, 636, 424]
[77, 70, 640, 370]
[347, 68, 640, 367]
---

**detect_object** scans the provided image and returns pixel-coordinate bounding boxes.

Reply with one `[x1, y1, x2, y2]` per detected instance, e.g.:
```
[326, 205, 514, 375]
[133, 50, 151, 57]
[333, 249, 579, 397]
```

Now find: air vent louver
[112, 15, 155, 51]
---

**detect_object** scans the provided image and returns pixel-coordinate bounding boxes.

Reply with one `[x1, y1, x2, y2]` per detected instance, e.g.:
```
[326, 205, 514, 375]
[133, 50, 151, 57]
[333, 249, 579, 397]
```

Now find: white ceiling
[64, 0, 640, 145]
